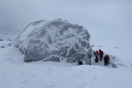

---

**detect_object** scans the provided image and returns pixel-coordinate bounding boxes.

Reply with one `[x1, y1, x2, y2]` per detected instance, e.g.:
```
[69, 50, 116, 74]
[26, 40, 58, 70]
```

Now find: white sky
[0, 0, 132, 48]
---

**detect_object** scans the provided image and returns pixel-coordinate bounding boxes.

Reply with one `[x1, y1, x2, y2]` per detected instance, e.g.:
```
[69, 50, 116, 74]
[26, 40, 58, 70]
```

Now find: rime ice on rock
[14, 19, 92, 63]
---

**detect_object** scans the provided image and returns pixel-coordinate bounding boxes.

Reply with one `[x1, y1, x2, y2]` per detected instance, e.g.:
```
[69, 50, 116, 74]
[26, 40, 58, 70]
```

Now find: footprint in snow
[44, 72, 51, 75]
[88, 68, 93, 72]
[5, 58, 13, 60]
[91, 77, 97, 82]
[30, 74, 36, 78]
[17, 65, 21, 66]
[5, 58, 15, 62]
[47, 68, 53, 71]
[76, 73, 82, 77]
[45, 84, 56, 88]
[44, 68, 53, 75]
[19, 80, 28, 84]
[82, 83, 88, 87]
[118, 63, 127, 67]
[19, 73, 25, 76]
[91, 75, 98, 82]
[34, 68, 38, 71]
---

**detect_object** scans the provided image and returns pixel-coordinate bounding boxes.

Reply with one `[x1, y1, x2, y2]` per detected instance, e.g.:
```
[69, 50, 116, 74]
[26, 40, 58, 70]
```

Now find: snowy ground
[0, 41, 132, 88]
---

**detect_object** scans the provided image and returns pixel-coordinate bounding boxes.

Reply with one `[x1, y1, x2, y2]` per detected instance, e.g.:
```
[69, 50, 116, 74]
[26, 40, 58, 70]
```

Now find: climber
[78, 61, 83, 65]
[94, 51, 96, 57]
[94, 50, 99, 63]
[95, 56, 98, 63]
[104, 55, 110, 66]
[96, 50, 99, 59]
[99, 49, 104, 61]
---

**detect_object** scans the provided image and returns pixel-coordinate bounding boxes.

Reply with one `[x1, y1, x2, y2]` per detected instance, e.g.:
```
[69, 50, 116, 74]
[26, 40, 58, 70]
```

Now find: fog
[0, 0, 132, 48]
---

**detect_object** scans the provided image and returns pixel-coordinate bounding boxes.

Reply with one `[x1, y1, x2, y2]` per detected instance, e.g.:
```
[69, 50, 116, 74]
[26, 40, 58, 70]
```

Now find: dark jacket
[78, 61, 83, 65]
[94, 51, 96, 56]
[104, 55, 110, 62]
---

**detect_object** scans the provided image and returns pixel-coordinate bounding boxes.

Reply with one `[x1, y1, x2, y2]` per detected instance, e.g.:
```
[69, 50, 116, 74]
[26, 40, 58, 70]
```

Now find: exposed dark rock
[14, 19, 92, 63]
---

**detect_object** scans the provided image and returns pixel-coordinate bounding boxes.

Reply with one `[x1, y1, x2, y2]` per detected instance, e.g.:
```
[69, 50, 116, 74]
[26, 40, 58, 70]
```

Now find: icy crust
[14, 19, 92, 62]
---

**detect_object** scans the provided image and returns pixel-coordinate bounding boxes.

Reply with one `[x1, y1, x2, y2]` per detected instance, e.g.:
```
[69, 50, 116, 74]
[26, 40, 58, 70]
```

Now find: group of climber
[78, 49, 110, 66]
[94, 49, 110, 66]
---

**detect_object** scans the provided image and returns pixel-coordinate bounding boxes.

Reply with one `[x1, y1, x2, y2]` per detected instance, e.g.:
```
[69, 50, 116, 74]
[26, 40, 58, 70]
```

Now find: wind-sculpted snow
[14, 19, 92, 62]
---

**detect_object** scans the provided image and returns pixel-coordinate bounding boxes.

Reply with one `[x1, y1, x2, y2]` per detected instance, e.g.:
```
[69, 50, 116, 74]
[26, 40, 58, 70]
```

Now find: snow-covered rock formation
[14, 19, 92, 63]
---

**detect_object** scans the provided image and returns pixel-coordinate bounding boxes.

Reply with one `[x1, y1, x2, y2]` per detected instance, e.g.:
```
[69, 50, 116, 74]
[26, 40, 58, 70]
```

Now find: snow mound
[0, 41, 12, 48]
[14, 19, 92, 62]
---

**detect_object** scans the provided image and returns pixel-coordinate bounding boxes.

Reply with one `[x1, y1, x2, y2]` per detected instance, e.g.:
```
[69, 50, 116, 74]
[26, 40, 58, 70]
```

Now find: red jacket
[96, 51, 98, 55]
[104, 55, 110, 61]
[99, 50, 103, 55]
[105, 55, 108, 58]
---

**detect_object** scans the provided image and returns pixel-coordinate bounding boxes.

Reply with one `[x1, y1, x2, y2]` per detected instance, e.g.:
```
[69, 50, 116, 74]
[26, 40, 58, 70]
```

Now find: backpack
[94, 51, 96, 56]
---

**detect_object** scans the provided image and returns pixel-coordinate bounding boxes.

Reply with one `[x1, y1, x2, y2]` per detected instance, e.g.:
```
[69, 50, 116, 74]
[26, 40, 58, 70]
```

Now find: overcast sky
[0, 0, 132, 48]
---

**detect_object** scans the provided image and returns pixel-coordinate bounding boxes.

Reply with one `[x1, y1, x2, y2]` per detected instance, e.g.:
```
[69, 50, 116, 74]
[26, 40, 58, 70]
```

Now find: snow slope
[0, 41, 132, 88]
[92, 45, 132, 65]
[0, 0, 131, 87]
